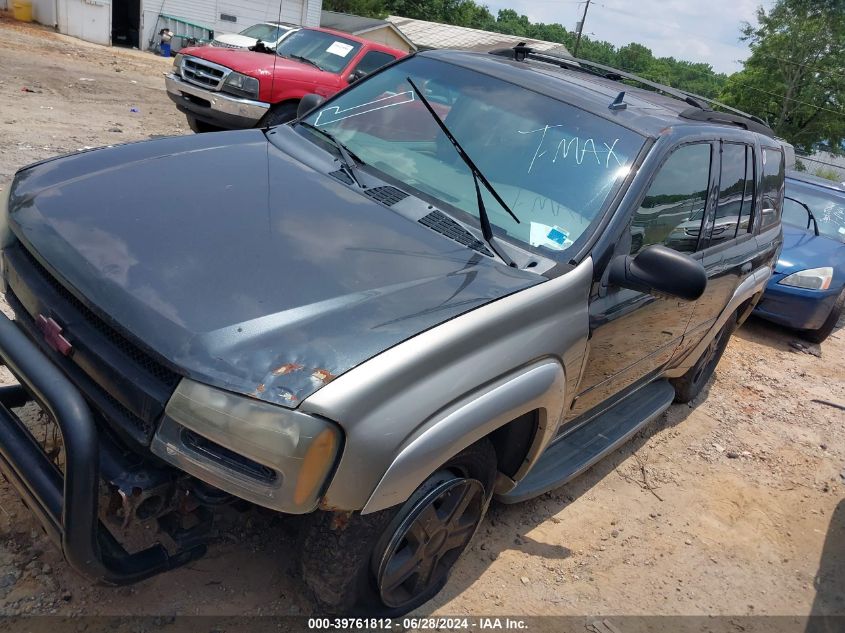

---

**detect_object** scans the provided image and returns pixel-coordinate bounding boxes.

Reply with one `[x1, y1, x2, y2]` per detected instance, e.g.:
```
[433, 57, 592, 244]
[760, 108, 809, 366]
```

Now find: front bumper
[0, 311, 204, 584]
[165, 73, 270, 129]
[753, 276, 840, 330]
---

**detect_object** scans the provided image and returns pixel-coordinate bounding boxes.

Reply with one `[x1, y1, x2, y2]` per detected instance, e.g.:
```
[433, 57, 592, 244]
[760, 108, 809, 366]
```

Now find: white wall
[142, 0, 321, 51]
[32, 0, 57, 26]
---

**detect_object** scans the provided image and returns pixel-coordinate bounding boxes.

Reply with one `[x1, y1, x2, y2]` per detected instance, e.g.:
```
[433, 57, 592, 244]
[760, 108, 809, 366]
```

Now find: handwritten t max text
[519, 124, 624, 173]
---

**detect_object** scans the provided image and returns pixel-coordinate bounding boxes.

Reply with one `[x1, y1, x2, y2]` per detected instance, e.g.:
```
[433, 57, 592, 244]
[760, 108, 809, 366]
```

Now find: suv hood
[8, 131, 539, 406]
[777, 222, 845, 275]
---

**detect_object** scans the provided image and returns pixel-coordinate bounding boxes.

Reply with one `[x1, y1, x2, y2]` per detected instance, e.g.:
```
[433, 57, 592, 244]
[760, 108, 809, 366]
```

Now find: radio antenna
[269, 0, 283, 105]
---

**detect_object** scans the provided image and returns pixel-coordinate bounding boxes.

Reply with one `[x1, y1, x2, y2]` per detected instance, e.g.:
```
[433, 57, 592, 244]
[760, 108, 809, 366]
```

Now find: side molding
[362, 360, 565, 514]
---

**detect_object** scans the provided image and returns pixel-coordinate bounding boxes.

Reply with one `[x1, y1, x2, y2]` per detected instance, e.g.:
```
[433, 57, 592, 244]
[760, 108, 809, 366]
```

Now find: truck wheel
[260, 102, 298, 127]
[186, 115, 223, 133]
[670, 314, 736, 404]
[802, 289, 844, 344]
[299, 439, 497, 616]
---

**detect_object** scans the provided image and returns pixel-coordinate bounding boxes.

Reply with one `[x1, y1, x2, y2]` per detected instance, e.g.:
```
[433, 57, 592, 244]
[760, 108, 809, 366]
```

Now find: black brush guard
[0, 312, 205, 584]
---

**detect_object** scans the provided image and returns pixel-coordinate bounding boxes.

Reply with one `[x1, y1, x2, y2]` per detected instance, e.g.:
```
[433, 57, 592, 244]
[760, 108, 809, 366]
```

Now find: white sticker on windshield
[326, 41, 353, 57]
[839, 226, 845, 235]
[529, 222, 572, 250]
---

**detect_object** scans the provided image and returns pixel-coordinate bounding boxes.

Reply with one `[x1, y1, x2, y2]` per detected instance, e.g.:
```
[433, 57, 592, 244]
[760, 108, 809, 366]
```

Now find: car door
[678, 140, 759, 354]
[569, 141, 714, 419]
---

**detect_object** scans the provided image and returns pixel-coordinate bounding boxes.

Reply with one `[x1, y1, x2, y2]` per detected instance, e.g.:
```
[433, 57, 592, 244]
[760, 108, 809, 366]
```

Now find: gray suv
[0, 46, 784, 615]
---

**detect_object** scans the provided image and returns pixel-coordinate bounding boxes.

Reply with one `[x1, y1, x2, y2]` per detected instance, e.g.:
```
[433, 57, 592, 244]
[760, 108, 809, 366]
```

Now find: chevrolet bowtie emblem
[36, 314, 73, 356]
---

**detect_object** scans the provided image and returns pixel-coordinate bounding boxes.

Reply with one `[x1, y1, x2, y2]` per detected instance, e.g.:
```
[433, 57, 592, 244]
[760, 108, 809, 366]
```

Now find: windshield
[239, 23, 293, 43]
[302, 56, 645, 256]
[784, 180, 845, 242]
[275, 30, 362, 74]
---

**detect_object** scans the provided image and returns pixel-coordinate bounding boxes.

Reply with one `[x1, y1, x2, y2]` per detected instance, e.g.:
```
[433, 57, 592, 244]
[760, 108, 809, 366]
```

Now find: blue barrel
[161, 42, 171, 57]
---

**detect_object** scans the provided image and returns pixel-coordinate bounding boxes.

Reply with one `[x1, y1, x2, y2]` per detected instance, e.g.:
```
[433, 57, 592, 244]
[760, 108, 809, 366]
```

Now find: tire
[260, 102, 298, 128]
[670, 313, 737, 404]
[299, 439, 497, 616]
[802, 289, 844, 344]
[185, 115, 223, 134]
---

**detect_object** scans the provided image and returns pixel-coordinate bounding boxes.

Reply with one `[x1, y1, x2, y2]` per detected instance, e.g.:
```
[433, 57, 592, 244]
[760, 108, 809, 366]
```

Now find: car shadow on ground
[425, 383, 709, 611]
[736, 314, 843, 353]
[805, 498, 845, 631]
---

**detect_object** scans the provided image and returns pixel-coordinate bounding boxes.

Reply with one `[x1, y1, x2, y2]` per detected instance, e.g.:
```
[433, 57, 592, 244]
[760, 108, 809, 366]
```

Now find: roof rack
[490, 44, 775, 138]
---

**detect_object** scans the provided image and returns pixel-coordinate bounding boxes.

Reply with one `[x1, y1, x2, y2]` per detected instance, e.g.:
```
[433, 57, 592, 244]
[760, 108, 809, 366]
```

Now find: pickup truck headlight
[172, 53, 183, 74]
[151, 379, 342, 513]
[779, 266, 833, 290]
[222, 72, 260, 99]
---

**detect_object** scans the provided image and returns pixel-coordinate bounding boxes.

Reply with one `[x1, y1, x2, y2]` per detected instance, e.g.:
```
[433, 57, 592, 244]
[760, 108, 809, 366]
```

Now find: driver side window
[630, 143, 712, 254]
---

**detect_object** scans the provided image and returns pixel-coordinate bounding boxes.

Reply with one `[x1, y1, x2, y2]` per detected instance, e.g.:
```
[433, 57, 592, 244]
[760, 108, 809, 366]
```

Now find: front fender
[362, 359, 566, 514]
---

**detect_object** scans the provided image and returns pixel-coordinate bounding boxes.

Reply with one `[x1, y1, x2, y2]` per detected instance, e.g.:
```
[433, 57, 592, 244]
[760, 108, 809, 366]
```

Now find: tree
[720, 0, 845, 153]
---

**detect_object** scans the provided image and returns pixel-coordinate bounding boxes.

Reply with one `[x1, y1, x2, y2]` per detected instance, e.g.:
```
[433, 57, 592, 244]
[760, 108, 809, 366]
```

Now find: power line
[743, 86, 845, 117]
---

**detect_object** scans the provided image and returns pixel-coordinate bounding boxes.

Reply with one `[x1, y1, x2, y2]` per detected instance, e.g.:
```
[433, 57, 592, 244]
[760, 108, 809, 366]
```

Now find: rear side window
[760, 147, 785, 230]
[631, 143, 711, 254]
[352, 51, 396, 77]
[706, 142, 755, 247]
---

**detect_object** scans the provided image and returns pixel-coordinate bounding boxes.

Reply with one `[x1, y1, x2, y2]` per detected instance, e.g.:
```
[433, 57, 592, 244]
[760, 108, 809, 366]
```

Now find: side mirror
[347, 69, 366, 84]
[609, 244, 707, 301]
[296, 94, 325, 119]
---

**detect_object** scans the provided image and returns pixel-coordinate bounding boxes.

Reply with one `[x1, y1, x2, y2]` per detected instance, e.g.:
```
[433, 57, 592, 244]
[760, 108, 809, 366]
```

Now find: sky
[484, 0, 776, 75]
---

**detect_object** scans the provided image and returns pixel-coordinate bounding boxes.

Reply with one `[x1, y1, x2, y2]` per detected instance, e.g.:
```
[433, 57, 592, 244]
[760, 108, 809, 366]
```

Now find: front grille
[6, 289, 155, 439]
[19, 247, 180, 390]
[5, 244, 183, 445]
[181, 57, 227, 90]
[419, 210, 494, 257]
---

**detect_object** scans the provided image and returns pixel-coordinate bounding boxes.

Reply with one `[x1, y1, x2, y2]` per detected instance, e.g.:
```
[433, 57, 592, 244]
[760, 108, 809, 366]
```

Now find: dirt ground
[0, 14, 843, 623]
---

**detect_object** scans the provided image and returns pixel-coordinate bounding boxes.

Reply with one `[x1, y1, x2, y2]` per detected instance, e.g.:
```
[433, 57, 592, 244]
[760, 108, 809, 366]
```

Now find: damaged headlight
[172, 53, 184, 75]
[151, 379, 342, 513]
[222, 71, 260, 99]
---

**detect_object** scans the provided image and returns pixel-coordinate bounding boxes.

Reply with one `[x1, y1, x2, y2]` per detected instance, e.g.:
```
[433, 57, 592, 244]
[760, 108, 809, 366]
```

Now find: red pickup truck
[165, 27, 407, 132]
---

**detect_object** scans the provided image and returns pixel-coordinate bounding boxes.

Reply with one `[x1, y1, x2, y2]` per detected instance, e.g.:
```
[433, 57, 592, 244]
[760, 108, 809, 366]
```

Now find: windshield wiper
[298, 120, 364, 188]
[288, 54, 322, 71]
[406, 77, 520, 267]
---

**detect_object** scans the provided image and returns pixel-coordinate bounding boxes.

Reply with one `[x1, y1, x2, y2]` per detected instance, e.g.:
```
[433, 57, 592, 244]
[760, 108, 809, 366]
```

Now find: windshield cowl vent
[329, 169, 354, 186]
[364, 186, 409, 207]
[419, 210, 494, 257]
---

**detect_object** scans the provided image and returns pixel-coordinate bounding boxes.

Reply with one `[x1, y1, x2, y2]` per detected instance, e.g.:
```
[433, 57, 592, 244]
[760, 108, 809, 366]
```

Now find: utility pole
[573, 0, 591, 57]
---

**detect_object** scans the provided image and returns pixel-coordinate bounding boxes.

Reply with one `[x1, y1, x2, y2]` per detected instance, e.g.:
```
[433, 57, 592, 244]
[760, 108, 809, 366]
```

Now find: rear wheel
[670, 313, 736, 404]
[802, 289, 844, 344]
[260, 102, 298, 128]
[299, 439, 496, 616]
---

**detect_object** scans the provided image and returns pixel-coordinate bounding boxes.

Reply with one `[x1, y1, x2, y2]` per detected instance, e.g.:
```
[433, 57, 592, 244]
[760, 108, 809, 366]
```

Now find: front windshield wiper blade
[288, 54, 322, 71]
[298, 120, 364, 189]
[406, 77, 520, 267]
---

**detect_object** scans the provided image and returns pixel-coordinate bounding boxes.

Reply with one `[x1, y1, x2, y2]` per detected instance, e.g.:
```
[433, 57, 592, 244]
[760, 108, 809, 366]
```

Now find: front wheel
[802, 289, 844, 344]
[259, 102, 298, 128]
[299, 439, 497, 616]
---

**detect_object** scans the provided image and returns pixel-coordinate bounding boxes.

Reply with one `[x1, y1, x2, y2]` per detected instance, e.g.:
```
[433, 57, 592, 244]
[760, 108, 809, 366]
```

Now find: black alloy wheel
[374, 476, 485, 610]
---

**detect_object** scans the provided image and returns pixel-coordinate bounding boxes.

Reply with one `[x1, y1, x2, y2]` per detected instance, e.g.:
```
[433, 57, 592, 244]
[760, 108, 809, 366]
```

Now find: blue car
[754, 170, 845, 342]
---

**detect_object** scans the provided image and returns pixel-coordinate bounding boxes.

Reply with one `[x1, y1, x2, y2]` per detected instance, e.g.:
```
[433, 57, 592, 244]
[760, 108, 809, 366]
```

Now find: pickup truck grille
[181, 57, 228, 90]
[4, 244, 182, 446]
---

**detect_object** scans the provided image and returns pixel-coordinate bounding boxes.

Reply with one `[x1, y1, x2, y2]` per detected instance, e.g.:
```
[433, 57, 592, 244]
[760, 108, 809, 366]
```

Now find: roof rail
[490, 44, 775, 137]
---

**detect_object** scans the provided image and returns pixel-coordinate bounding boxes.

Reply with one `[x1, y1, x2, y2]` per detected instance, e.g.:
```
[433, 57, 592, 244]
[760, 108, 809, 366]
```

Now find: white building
[3, 0, 322, 52]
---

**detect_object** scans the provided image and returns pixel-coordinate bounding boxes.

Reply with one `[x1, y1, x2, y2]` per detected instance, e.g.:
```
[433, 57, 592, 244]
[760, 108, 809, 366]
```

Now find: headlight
[222, 71, 260, 99]
[172, 53, 183, 73]
[779, 266, 833, 290]
[151, 379, 342, 513]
